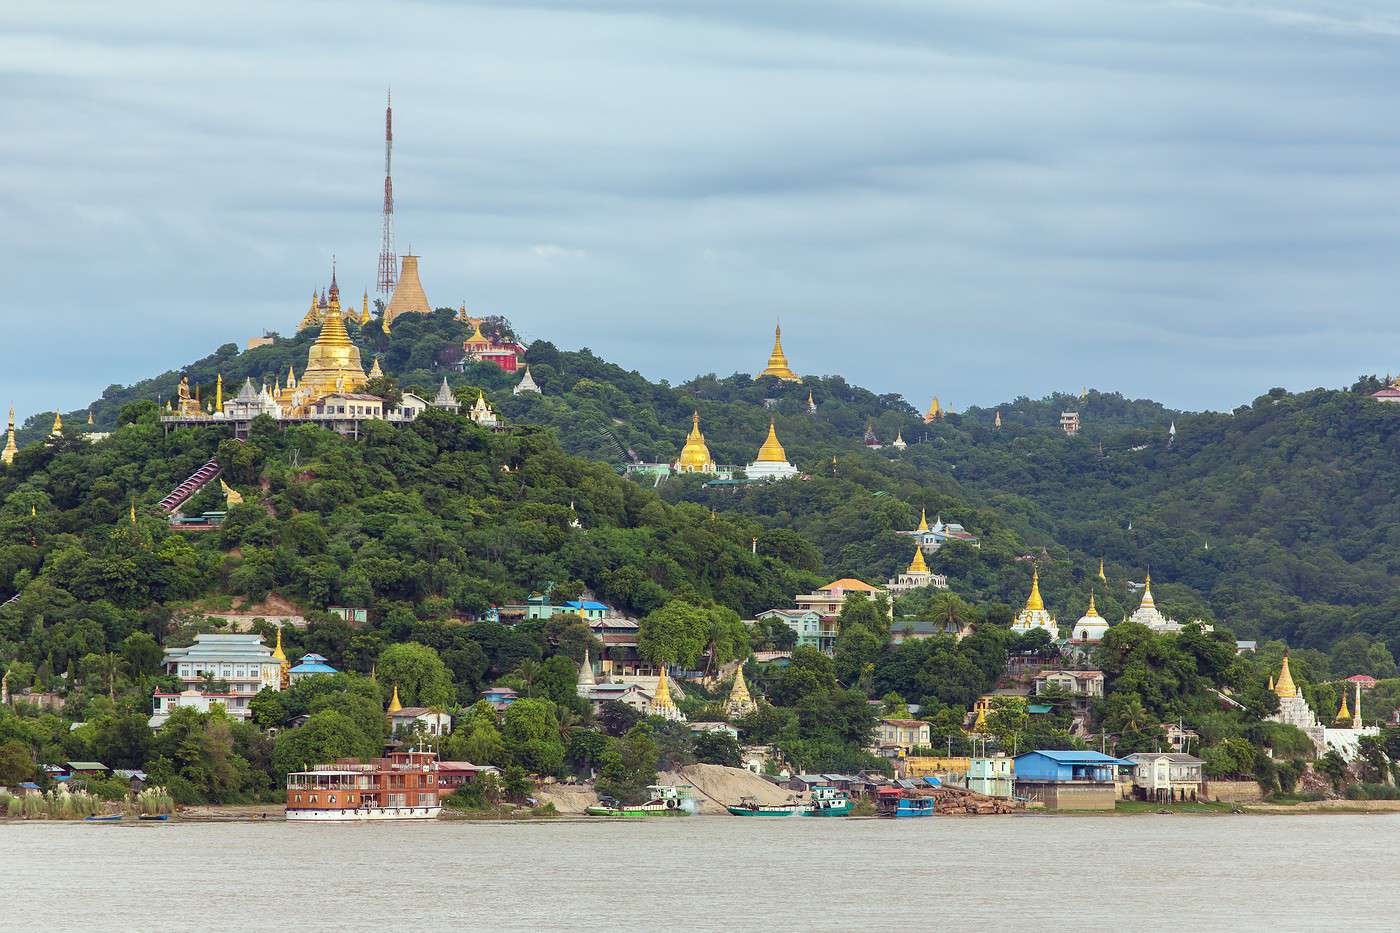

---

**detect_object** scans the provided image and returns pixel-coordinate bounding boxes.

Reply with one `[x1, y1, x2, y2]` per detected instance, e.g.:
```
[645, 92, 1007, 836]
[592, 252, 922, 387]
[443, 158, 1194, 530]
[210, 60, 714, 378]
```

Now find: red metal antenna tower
[376, 90, 397, 296]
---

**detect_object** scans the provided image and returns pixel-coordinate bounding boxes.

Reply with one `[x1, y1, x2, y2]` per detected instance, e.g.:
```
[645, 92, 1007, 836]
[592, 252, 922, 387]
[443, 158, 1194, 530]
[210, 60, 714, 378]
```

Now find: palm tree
[98, 653, 126, 702]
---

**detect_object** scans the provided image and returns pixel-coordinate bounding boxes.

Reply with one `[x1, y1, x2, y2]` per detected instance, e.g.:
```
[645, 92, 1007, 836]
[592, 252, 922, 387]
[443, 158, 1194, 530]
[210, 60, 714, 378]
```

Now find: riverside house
[1126, 752, 1205, 802]
[1012, 750, 1131, 811]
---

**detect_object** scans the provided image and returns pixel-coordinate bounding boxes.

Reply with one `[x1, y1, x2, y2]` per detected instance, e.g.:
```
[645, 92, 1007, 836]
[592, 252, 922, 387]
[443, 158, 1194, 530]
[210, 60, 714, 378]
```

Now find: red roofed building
[461, 318, 526, 374]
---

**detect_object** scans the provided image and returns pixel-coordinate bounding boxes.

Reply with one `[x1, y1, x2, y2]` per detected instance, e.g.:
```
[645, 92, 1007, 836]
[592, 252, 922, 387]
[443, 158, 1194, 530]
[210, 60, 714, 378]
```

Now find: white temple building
[1069, 593, 1110, 644]
[514, 366, 541, 395]
[1124, 575, 1213, 635]
[744, 421, 799, 482]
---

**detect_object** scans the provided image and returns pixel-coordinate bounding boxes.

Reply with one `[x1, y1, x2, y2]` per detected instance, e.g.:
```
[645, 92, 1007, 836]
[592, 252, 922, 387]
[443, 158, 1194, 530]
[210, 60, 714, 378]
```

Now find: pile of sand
[535, 783, 599, 814]
[659, 764, 795, 813]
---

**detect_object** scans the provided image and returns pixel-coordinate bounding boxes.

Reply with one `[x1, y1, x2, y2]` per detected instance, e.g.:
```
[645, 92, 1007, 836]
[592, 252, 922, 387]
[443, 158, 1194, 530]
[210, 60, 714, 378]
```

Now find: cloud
[1, 0, 1398, 420]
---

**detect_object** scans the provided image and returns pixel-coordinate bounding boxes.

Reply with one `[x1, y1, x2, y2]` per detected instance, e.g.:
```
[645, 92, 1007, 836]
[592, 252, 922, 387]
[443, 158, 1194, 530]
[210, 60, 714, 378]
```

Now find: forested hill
[21, 308, 1400, 671]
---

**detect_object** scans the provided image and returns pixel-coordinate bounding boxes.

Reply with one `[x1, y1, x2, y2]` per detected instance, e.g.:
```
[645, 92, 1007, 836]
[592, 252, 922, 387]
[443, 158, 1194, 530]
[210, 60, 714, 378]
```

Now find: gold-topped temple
[758, 324, 800, 382]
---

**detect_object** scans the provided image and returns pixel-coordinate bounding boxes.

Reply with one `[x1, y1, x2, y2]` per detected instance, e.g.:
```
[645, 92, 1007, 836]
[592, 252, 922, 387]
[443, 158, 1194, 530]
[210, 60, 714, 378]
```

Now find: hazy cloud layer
[3, 0, 1399, 419]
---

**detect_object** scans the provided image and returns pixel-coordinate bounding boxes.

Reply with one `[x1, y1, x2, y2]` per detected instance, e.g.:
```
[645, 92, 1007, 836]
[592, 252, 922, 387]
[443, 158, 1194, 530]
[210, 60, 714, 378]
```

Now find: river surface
[5, 813, 1398, 931]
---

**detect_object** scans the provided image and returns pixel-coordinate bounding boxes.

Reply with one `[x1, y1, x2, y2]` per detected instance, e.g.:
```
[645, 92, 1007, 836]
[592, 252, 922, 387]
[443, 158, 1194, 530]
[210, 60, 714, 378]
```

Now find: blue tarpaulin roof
[1016, 750, 1133, 765]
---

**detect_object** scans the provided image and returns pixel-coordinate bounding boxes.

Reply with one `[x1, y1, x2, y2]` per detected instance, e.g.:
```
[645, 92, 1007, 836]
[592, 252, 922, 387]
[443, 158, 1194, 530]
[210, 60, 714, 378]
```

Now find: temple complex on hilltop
[459, 316, 527, 374]
[886, 546, 948, 594]
[757, 324, 800, 382]
[744, 421, 798, 481]
[1122, 574, 1213, 635]
[899, 509, 981, 552]
[1010, 568, 1058, 640]
[1267, 656, 1378, 759]
[383, 254, 431, 328]
[674, 412, 717, 474]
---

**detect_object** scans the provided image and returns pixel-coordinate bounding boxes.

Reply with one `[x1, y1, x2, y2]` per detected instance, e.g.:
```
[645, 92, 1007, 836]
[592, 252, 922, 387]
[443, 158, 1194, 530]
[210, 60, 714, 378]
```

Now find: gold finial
[916, 508, 929, 533]
[1268, 674, 1274, 691]
[129, 499, 137, 526]
[1336, 691, 1351, 724]
[758, 322, 801, 382]
[215, 374, 223, 411]
[272, 625, 287, 662]
[1026, 567, 1045, 612]
[1084, 591, 1098, 617]
[51, 410, 63, 435]
[1140, 572, 1155, 609]
[907, 546, 929, 575]
[387, 684, 403, 714]
[1098, 558, 1106, 582]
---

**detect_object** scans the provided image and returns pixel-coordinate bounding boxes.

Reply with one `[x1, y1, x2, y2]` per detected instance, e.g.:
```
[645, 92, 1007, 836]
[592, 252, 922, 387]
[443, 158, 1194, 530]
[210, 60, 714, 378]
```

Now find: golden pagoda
[994, 410, 1002, 429]
[86, 410, 93, 426]
[907, 546, 930, 575]
[384, 254, 431, 327]
[923, 397, 941, 424]
[1273, 655, 1298, 699]
[1139, 572, 1156, 609]
[972, 702, 988, 733]
[1026, 568, 1045, 611]
[129, 499, 137, 526]
[1098, 558, 1107, 582]
[50, 410, 63, 436]
[1011, 566, 1058, 639]
[1268, 674, 1275, 692]
[299, 291, 323, 331]
[915, 508, 929, 533]
[754, 420, 788, 463]
[724, 667, 756, 717]
[651, 668, 683, 720]
[674, 412, 716, 474]
[758, 324, 801, 382]
[368, 356, 384, 380]
[359, 291, 370, 326]
[806, 389, 816, 414]
[464, 317, 492, 350]
[1335, 691, 1351, 725]
[272, 626, 291, 689]
[289, 287, 366, 410]
[387, 684, 403, 714]
[2, 406, 17, 465]
[215, 374, 223, 412]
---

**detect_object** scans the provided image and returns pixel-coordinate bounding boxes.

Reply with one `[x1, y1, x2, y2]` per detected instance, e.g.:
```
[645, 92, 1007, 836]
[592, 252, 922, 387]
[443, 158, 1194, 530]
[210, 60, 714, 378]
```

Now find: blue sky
[3, 0, 1400, 421]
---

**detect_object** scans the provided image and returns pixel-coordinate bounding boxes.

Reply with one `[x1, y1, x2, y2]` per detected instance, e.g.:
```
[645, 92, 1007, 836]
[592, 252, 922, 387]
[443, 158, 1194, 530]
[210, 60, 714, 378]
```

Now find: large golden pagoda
[1273, 655, 1298, 699]
[290, 274, 366, 410]
[907, 546, 930, 575]
[758, 324, 800, 382]
[2, 406, 16, 465]
[923, 397, 941, 423]
[725, 667, 756, 717]
[384, 254, 431, 328]
[674, 412, 716, 473]
[754, 420, 788, 463]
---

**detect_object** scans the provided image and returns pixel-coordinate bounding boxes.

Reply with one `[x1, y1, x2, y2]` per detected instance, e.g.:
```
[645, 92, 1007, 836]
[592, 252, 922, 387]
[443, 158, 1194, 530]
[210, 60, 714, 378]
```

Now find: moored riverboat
[800, 785, 854, 817]
[586, 784, 697, 816]
[876, 788, 934, 818]
[286, 750, 442, 822]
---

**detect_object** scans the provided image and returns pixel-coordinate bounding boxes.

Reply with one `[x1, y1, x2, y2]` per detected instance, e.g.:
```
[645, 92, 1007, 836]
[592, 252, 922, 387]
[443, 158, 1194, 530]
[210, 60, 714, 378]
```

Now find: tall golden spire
[758, 323, 800, 381]
[1139, 572, 1155, 610]
[384, 254, 431, 326]
[1098, 558, 1106, 583]
[1274, 655, 1298, 699]
[916, 508, 929, 533]
[924, 397, 941, 423]
[50, 410, 62, 436]
[296, 301, 366, 403]
[973, 703, 988, 733]
[1268, 673, 1275, 692]
[300, 291, 322, 331]
[129, 499, 137, 526]
[1084, 591, 1098, 617]
[272, 625, 287, 662]
[652, 667, 676, 712]
[2, 406, 16, 465]
[215, 374, 223, 411]
[387, 684, 403, 714]
[87, 410, 94, 426]
[368, 356, 384, 379]
[675, 412, 716, 473]
[754, 420, 788, 463]
[1335, 690, 1351, 724]
[907, 546, 929, 575]
[360, 290, 370, 326]
[1026, 567, 1045, 612]
[725, 666, 755, 716]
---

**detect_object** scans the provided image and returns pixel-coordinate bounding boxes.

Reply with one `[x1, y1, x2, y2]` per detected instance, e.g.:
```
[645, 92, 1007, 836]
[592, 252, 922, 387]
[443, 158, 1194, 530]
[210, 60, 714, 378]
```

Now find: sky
[4, 0, 1400, 422]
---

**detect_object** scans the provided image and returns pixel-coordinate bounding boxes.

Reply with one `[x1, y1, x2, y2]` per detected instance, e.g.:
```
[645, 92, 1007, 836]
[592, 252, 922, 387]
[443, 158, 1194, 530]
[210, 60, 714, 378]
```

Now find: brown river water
[5, 813, 1398, 931]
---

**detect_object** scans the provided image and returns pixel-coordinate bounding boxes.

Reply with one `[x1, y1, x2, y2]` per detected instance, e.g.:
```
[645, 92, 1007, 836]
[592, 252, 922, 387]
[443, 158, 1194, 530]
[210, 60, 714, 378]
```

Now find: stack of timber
[909, 784, 1022, 815]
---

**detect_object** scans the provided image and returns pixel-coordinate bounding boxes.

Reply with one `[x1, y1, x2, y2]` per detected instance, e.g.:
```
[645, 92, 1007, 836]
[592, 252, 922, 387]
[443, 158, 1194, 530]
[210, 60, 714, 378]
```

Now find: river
[4, 814, 1396, 931]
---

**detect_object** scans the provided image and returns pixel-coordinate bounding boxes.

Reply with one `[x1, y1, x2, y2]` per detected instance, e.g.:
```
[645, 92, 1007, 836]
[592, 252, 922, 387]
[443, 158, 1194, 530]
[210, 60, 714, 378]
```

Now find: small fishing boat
[800, 785, 854, 817]
[84, 814, 123, 822]
[138, 813, 171, 821]
[586, 784, 697, 817]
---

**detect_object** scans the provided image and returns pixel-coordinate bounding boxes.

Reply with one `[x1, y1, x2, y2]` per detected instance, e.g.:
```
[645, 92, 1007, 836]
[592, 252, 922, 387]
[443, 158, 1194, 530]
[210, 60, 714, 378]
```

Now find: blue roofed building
[289, 653, 339, 683]
[1012, 750, 1131, 811]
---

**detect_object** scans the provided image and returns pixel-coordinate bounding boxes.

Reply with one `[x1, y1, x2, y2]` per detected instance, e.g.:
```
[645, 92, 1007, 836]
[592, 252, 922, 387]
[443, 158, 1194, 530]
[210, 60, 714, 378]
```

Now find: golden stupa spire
[2, 406, 17, 465]
[994, 409, 1002, 429]
[1026, 567, 1045, 612]
[387, 684, 403, 714]
[215, 374, 223, 411]
[973, 703, 988, 733]
[916, 508, 929, 533]
[725, 666, 755, 716]
[130, 499, 137, 526]
[1139, 572, 1155, 609]
[653, 667, 676, 712]
[1274, 655, 1298, 699]
[1084, 591, 1098, 617]
[1268, 674, 1275, 692]
[924, 397, 941, 423]
[295, 295, 366, 403]
[907, 546, 929, 575]
[466, 318, 491, 346]
[806, 389, 815, 411]
[1098, 558, 1106, 582]
[754, 420, 788, 463]
[1336, 691, 1351, 724]
[360, 290, 370, 326]
[50, 410, 63, 435]
[758, 323, 800, 382]
[272, 625, 287, 663]
[368, 356, 384, 379]
[87, 410, 94, 426]
[675, 412, 715, 473]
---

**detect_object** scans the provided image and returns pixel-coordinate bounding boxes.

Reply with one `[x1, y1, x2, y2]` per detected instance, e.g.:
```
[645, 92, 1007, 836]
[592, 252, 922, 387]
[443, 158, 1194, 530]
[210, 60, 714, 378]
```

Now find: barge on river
[286, 750, 441, 822]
